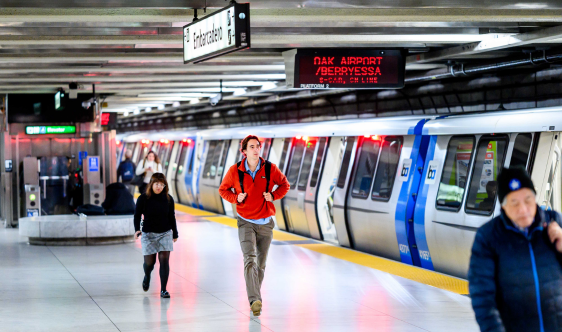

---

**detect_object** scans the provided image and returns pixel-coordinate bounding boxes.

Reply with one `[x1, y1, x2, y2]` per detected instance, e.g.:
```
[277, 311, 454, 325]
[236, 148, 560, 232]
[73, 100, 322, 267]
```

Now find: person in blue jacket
[469, 167, 562, 332]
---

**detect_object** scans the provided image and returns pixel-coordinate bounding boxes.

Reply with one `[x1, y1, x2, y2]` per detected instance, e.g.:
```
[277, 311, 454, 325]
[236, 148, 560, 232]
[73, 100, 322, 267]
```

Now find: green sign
[25, 126, 76, 135]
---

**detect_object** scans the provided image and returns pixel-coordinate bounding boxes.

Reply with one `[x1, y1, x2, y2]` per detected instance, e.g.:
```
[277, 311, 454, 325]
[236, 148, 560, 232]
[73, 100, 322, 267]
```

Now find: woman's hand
[173, 238, 178, 243]
[135, 231, 142, 239]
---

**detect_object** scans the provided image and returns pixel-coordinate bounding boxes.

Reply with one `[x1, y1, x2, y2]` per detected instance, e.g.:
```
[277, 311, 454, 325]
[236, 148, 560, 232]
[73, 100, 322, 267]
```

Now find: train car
[117, 106, 562, 280]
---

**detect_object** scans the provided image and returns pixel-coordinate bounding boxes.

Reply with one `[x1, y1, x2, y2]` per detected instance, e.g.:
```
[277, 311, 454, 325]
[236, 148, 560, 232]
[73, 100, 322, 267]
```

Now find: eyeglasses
[153, 183, 166, 188]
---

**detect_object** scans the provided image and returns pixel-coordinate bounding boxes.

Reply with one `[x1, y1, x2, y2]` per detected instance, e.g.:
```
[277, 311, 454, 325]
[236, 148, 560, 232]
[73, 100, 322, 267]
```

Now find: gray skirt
[141, 229, 173, 255]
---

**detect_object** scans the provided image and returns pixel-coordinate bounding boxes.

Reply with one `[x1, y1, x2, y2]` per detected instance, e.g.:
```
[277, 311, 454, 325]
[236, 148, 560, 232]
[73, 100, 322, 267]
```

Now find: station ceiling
[2, 1, 562, 121]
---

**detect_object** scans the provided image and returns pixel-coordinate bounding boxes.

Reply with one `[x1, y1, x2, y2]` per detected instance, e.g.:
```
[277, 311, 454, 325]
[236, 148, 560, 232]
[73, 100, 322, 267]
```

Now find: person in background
[218, 135, 290, 317]
[469, 167, 562, 332]
[117, 149, 136, 195]
[135, 151, 162, 195]
[134, 173, 178, 298]
[478, 180, 497, 211]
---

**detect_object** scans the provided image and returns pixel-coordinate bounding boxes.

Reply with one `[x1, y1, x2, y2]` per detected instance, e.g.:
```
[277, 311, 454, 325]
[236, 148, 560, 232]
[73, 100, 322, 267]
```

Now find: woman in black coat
[134, 173, 178, 298]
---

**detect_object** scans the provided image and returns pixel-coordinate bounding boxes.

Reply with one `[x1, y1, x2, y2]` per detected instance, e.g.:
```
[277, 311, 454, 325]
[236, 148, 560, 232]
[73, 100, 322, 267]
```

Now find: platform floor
[1, 210, 479, 332]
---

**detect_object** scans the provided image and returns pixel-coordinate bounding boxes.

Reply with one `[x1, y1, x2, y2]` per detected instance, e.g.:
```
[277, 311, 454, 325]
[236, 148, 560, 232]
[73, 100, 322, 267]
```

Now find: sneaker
[142, 276, 150, 292]
[250, 300, 262, 316]
[161, 290, 170, 298]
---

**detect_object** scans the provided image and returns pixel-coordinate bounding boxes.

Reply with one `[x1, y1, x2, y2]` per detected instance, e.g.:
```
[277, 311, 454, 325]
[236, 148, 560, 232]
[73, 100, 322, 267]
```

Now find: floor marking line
[46, 246, 122, 332]
[175, 204, 469, 295]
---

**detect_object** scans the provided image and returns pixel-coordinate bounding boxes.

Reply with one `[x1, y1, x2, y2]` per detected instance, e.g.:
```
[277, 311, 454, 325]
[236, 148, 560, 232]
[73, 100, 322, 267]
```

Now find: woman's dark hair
[146, 173, 169, 200]
[143, 151, 161, 165]
[240, 135, 261, 156]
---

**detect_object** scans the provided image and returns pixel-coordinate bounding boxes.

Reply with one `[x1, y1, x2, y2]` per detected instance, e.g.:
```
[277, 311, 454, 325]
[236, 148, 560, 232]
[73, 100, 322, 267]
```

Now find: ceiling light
[260, 82, 277, 91]
[172, 102, 181, 107]
[133, 109, 140, 115]
[145, 107, 151, 113]
[158, 104, 165, 110]
[123, 111, 129, 117]
[233, 88, 247, 96]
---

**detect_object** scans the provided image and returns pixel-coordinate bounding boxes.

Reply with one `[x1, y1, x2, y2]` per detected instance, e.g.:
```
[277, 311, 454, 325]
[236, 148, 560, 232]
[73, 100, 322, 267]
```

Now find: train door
[531, 132, 561, 211]
[132, 142, 141, 164]
[222, 139, 240, 218]
[175, 138, 196, 206]
[282, 137, 309, 235]
[331, 136, 358, 247]
[166, 141, 181, 199]
[303, 137, 329, 240]
[198, 140, 230, 214]
[160, 141, 175, 175]
[268, 138, 291, 230]
[346, 135, 405, 261]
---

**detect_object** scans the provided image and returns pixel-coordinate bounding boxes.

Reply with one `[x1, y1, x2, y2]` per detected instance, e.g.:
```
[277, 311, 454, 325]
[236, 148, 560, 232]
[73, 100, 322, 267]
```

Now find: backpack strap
[237, 161, 244, 194]
[265, 160, 271, 193]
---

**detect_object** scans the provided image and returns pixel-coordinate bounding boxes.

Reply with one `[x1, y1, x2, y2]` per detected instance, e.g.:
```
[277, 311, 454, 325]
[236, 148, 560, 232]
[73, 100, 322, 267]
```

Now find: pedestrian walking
[219, 135, 290, 317]
[134, 173, 178, 298]
[469, 167, 562, 332]
[135, 151, 163, 195]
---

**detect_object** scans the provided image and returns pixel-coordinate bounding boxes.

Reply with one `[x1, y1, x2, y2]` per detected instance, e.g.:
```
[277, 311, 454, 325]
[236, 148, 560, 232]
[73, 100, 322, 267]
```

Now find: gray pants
[237, 217, 274, 304]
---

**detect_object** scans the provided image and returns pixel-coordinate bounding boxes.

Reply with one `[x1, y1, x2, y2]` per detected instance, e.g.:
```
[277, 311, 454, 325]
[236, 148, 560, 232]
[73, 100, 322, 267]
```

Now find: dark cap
[497, 166, 536, 203]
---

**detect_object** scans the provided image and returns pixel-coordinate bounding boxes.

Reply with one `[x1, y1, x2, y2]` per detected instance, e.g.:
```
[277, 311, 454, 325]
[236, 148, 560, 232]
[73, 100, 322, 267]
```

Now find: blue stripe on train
[412, 135, 437, 270]
[394, 119, 428, 266]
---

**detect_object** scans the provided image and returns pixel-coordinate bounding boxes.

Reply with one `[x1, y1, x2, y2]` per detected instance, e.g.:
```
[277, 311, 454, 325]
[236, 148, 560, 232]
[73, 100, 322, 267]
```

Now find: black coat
[101, 182, 136, 215]
[469, 207, 562, 332]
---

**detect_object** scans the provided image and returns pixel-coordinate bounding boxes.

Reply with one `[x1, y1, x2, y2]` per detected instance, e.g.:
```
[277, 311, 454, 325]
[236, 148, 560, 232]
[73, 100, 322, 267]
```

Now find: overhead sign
[25, 125, 76, 135]
[293, 49, 405, 89]
[183, 3, 251, 64]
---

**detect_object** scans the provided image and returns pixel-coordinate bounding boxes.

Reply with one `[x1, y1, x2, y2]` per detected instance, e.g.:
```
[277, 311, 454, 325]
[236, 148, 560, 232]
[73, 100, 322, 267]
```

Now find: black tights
[143, 251, 171, 292]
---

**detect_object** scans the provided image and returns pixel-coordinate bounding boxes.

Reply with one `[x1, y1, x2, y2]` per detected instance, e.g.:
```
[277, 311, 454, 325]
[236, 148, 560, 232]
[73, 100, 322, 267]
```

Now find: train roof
[424, 106, 562, 135]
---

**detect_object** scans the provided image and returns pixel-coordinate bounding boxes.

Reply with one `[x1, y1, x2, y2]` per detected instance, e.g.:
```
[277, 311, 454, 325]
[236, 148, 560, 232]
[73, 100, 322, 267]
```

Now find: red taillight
[116, 141, 121, 145]
[296, 136, 302, 140]
[371, 135, 380, 141]
[303, 136, 309, 141]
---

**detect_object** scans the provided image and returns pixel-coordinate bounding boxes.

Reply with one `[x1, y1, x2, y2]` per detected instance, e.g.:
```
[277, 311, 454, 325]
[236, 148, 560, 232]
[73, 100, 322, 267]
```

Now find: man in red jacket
[219, 135, 290, 317]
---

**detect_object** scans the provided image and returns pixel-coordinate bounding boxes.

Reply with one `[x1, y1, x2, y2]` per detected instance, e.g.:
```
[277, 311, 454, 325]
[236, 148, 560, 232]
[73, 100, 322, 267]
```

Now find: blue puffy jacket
[469, 207, 562, 332]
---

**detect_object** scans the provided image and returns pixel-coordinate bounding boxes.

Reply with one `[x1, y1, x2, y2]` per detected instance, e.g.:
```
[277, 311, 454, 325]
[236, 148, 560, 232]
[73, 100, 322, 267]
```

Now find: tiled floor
[0, 213, 479, 332]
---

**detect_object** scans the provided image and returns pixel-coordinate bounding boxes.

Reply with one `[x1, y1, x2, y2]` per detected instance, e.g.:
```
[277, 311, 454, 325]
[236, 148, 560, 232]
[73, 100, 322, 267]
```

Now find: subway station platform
[1, 205, 479, 332]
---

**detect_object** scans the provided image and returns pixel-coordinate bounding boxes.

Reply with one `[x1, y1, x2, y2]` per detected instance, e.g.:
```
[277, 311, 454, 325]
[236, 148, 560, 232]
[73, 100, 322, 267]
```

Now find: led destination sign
[183, 3, 250, 64]
[25, 126, 76, 135]
[295, 49, 405, 89]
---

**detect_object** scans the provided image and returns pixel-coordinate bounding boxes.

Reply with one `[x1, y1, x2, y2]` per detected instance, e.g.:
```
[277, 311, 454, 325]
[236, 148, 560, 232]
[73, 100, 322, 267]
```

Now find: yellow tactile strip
[133, 194, 469, 294]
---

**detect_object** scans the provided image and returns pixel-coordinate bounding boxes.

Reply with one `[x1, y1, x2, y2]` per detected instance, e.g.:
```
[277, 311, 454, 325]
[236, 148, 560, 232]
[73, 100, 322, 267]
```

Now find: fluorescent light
[145, 107, 151, 113]
[260, 82, 277, 91]
[133, 109, 140, 115]
[189, 99, 199, 105]
[158, 104, 165, 110]
[233, 88, 247, 96]
[138, 93, 214, 98]
[123, 111, 129, 117]
[172, 101, 181, 107]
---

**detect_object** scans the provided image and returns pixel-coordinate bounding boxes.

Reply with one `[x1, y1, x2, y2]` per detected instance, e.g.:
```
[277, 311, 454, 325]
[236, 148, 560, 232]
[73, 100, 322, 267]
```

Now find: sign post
[183, 2, 251, 64]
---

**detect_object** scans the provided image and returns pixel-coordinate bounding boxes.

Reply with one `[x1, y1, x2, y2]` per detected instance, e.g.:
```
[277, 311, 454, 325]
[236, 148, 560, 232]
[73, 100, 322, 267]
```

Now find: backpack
[120, 160, 135, 182]
[237, 160, 271, 194]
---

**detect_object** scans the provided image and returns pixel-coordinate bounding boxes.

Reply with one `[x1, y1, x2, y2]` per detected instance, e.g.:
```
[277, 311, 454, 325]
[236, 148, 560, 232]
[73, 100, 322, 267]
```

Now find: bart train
[118, 106, 562, 278]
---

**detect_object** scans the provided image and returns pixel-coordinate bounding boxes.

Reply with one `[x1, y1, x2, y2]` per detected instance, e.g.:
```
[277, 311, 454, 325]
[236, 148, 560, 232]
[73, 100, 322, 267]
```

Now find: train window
[278, 139, 290, 173]
[287, 139, 306, 187]
[352, 138, 381, 198]
[261, 138, 272, 160]
[337, 137, 356, 188]
[235, 148, 242, 164]
[298, 139, 317, 191]
[217, 141, 230, 178]
[510, 133, 533, 169]
[176, 144, 188, 176]
[465, 135, 509, 215]
[436, 136, 475, 210]
[310, 138, 327, 188]
[210, 141, 224, 179]
[202, 141, 217, 179]
[371, 136, 403, 201]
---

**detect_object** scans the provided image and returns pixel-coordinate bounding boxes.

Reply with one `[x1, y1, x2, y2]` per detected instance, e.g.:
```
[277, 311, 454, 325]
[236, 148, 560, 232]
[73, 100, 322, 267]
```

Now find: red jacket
[219, 157, 290, 220]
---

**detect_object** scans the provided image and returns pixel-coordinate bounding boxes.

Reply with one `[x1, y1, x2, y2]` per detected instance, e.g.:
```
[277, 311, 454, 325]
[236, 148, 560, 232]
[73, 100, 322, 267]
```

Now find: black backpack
[237, 160, 271, 194]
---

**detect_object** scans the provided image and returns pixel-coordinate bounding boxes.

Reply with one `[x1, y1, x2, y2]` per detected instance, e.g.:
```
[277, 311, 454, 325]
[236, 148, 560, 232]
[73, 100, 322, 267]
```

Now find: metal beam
[0, 75, 285, 83]
[408, 24, 562, 64]
[0, 65, 285, 74]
